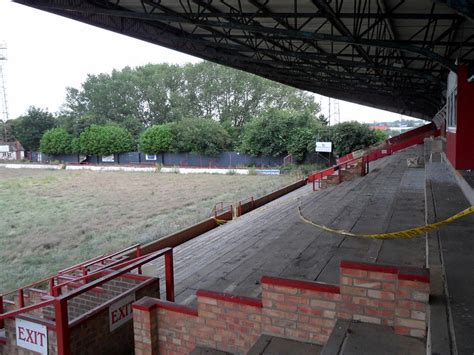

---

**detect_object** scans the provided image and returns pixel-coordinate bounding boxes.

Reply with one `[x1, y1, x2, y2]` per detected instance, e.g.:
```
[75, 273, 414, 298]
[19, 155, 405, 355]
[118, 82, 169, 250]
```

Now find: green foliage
[139, 124, 175, 154]
[0, 120, 14, 142]
[40, 128, 73, 155]
[59, 62, 319, 133]
[287, 128, 316, 162]
[281, 163, 324, 176]
[316, 114, 329, 126]
[76, 124, 135, 156]
[374, 129, 389, 142]
[171, 118, 231, 156]
[328, 121, 379, 157]
[71, 137, 81, 154]
[10, 107, 56, 151]
[240, 110, 321, 158]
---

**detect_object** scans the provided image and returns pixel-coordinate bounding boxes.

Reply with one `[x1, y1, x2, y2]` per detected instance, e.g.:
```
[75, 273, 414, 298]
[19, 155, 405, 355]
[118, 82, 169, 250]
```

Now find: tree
[373, 129, 389, 142]
[40, 128, 73, 155]
[76, 124, 134, 156]
[240, 109, 321, 158]
[287, 128, 317, 162]
[0, 120, 14, 142]
[171, 118, 231, 156]
[60, 62, 320, 133]
[10, 107, 56, 151]
[139, 124, 175, 154]
[328, 121, 379, 157]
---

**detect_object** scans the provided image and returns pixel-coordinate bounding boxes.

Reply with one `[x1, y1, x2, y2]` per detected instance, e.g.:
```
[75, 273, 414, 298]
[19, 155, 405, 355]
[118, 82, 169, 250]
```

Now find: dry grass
[0, 168, 297, 292]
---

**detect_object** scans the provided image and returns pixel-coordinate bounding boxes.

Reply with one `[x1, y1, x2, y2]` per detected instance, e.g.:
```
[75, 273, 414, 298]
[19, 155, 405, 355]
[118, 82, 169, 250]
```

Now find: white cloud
[0, 0, 421, 123]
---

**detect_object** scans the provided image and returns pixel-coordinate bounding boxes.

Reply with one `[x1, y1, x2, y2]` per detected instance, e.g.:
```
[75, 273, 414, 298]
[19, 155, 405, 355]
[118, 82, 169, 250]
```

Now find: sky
[0, 0, 420, 124]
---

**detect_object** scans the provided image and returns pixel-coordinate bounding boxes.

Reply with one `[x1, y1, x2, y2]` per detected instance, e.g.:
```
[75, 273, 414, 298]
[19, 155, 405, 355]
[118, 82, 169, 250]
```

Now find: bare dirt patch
[0, 168, 297, 292]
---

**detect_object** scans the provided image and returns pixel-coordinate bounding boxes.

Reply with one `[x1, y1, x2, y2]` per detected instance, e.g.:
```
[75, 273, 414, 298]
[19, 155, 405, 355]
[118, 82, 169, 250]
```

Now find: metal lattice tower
[0, 43, 9, 124]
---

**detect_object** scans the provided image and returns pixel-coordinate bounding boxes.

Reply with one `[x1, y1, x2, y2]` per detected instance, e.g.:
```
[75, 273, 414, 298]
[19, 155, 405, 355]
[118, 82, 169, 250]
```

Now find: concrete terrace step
[248, 335, 322, 354]
[191, 347, 233, 355]
[322, 320, 425, 355]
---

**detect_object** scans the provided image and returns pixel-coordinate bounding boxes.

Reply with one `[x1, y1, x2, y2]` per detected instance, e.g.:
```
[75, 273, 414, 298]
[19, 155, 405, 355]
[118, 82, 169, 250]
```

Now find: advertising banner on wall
[102, 155, 115, 162]
[315, 142, 333, 153]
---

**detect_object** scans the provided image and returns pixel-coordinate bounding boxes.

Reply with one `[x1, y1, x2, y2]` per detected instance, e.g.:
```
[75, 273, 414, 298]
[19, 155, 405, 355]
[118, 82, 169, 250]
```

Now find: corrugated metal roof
[13, 0, 474, 119]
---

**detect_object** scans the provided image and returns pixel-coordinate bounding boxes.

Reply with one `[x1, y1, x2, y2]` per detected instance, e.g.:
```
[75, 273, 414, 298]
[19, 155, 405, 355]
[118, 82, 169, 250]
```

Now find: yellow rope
[298, 204, 474, 239]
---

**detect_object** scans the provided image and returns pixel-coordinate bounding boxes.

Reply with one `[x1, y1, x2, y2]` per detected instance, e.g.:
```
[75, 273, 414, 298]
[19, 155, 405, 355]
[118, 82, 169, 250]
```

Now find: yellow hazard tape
[298, 205, 474, 239]
[213, 218, 228, 225]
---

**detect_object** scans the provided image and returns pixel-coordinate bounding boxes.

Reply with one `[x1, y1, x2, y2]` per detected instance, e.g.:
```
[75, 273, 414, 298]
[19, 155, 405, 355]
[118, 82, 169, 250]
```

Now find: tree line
[1, 62, 386, 161]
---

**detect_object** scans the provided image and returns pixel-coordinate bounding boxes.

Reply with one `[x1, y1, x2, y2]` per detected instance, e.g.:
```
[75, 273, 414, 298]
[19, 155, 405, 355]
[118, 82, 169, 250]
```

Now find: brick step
[321, 320, 425, 355]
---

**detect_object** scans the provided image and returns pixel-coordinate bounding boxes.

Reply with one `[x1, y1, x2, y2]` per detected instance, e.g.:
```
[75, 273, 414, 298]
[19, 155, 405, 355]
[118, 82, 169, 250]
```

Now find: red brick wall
[68, 277, 159, 355]
[0, 274, 159, 355]
[320, 160, 364, 189]
[67, 274, 141, 322]
[1, 317, 57, 355]
[261, 277, 341, 344]
[133, 260, 430, 354]
[339, 261, 429, 338]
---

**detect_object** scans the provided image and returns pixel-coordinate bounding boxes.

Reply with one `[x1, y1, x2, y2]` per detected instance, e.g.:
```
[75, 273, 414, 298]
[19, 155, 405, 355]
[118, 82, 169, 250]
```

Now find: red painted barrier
[308, 157, 364, 191]
[310, 123, 440, 189]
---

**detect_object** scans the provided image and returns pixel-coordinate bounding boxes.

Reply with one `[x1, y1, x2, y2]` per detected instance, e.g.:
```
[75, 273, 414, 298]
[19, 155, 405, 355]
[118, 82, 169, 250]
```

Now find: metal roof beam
[436, 0, 474, 21]
[24, 0, 457, 71]
[311, 0, 378, 69]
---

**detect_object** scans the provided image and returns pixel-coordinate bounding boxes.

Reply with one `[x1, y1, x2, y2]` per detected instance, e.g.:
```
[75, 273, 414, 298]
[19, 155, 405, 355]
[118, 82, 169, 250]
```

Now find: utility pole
[334, 100, 340, 125]
[0, 42, 9, 141]
[328, 97, 331, 126]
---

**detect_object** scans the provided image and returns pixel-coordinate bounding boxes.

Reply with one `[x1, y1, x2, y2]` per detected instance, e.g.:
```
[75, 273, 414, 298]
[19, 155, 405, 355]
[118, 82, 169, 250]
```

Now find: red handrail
[58, 244, 140, 275]
[57, 254, 106, 275]
[0, 298, 55, 321]
[52, 256, 134, 294]
[58, 248, 173, 302]
[0, 248, 174, 324]
[309, 156, 365, 191]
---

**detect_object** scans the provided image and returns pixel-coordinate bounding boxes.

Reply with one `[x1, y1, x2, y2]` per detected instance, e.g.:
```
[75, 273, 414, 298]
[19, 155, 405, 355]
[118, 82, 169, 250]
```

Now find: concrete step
[190, 347, 233, 355]
[322, 320, 425, 355]
[248, 335, 322, 355]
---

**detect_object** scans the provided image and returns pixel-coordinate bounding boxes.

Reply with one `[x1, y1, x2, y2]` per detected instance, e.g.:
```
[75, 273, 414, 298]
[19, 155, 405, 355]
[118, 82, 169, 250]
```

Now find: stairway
[191, 320, 425, 355]
[322, 320, 425, 355]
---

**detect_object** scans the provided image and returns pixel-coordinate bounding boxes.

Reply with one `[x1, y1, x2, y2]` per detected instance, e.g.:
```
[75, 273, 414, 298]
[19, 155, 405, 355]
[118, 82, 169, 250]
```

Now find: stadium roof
[13, 0, 474, 120]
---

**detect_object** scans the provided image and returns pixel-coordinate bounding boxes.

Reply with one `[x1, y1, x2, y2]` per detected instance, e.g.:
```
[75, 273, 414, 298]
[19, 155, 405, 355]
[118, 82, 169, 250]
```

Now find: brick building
[0, 141, 24, 161]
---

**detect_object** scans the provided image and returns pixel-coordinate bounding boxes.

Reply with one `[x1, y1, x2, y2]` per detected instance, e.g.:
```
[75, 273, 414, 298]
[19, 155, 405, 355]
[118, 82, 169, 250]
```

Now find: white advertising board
[0, 145, 9, 153]
[145, 154, 157, 161]
[16, 318, 48, 354]
[109, 293, 136, 331]
[102, 155, 115, 162]
[315, 142, 332, 153]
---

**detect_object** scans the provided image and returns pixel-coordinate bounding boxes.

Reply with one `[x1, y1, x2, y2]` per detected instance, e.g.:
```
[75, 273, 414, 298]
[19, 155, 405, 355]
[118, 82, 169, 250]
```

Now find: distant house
[0, 141, 25, 161]
[368, 125, 388, 131]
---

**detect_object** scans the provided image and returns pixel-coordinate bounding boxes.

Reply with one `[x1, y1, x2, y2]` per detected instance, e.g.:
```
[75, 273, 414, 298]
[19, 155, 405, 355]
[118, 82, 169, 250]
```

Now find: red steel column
[49, 278, 55, 296]
[447, 65, 474, 169]
[136, 245, 143, 275]
[55, 299, 70, 355]
[164, 250, 175, 302]
[18, 289, 24, 308]
[0, 295, 4, 329]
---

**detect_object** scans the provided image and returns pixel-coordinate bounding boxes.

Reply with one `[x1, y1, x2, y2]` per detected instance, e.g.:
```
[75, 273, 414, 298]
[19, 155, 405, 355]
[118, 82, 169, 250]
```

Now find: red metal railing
[336, 122, 438, 166]
[0, 243, 143, 328]
[0, 248, 174, 355]
[211, 201, 234, 218]
[308, 156, 365, 191]
[311, 123, 440, 190]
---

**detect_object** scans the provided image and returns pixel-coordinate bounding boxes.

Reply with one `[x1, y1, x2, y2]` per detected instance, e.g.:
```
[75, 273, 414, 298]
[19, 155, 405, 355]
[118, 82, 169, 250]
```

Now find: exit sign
[109, 293, 136, 331]
[16, 318, 48, 354]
